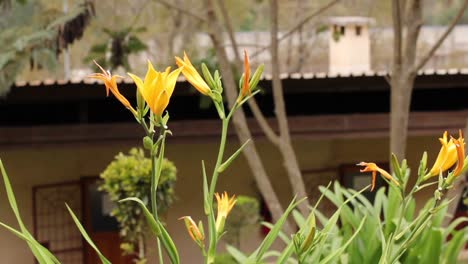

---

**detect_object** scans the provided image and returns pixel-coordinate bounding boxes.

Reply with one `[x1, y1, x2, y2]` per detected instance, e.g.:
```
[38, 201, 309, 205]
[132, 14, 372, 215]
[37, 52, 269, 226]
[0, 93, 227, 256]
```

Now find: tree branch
[413, 0, 467, 72]
[215, 0, 241, 64]
[247, 99, 281, 146]
[269, 0, 310, 215]
[202, 0, 293, 233]
[153, 0, 207, 23]
[251, 0, 340, 59]
[392, 0, 402, 73]
[213, 0, 280, 147]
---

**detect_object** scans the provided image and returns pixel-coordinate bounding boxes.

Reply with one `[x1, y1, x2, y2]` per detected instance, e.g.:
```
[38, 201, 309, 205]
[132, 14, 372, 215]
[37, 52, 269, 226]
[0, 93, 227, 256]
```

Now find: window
[356, 26, 362, 36]
[340, 26, 345, 35]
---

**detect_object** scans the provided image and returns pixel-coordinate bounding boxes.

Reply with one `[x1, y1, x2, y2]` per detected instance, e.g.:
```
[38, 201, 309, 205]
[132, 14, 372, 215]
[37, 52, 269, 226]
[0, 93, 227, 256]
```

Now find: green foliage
[99, 148, 176, 259]
[227, 176, 467, 263]
[83, 26, 147, 71]
[0, 1, 93, 94]
[223, 195, 260, 247]
[0, 160, 63, 264]
[214, 253, 238, 264]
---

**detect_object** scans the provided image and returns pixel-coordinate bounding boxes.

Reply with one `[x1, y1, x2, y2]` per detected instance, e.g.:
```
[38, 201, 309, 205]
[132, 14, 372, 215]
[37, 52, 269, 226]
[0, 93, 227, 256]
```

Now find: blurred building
[0, 69, 467, 263]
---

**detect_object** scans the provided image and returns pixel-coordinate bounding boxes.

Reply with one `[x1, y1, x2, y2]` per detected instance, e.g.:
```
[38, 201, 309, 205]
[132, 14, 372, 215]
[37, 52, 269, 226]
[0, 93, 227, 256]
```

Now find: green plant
[226, 131, 468, 264]
[99, 148, 176, 262]
[0, 0, 93, 94]
[84, 26, 147, 71]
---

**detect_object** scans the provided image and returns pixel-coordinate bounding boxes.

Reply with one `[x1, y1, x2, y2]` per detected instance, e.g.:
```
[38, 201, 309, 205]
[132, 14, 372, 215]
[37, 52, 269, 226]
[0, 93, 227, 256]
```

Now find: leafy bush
[99, 148, 176, 260]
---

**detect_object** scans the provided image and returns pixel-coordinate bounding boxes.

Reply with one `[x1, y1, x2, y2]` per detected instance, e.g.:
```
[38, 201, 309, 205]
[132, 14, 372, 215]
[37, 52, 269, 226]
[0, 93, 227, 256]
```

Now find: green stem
[151, 148, 158, 220]
[389, 183, 448, 263]
[208, 119, 229, 204]
[141, 117, 170, 262]
[205, 102, 239, 264]
[205, 119, 229, 264]
[157, 237, 164, 264]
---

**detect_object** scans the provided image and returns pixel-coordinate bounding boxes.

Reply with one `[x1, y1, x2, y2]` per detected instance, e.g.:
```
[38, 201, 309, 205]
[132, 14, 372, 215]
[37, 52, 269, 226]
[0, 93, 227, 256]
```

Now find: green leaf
[201, 160, 210, 215]
[0, 159, 56, 263]
[276, 243, 294, 264]
[418, 151, 428, 180]
[120, 197, 180, 264]
[390, 153, 402, 181]
[443, 217, 468, 238]
[419, 228, 442, 264]
[319, 215, 367, 264]
[217, 139, 250, 173]
[385, 185, 401, 236]
[250, 197, 306, 263]
[66, 204, 111, 264]
[226, 244, 247, 263]
[0, 222, 59, 264]
[292, 209, 306, 227]
[443, 229, 467, 264]
[260, 222, 290, 244]
[201, 63, 216, 90]
[249, 64, 264, 90]
[127, 36, 147, 53]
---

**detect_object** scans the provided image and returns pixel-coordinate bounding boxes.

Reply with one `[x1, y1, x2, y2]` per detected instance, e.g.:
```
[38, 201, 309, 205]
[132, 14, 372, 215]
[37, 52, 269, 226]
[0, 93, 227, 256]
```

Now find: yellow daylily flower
[175, 52, 212, 96]
[179, 216, 204, 247]
[215, 192, 237, 233]
[88, 61, 136, 115]
[452, 135, 465, 177]
[127, 61, 182, 118]
[237, 50, 251, 103]
[425, 131, 459, 179]
[357, 162, 400, 191]
[447, 131, 466, 184]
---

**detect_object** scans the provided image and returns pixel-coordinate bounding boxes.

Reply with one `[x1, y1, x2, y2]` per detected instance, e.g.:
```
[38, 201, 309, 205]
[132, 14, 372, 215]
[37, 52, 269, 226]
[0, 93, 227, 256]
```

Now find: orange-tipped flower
[425, 131, 459, 179]
[179, 216, 204, 247]
[88, 61, 136, 114]
[175, 52, 211, 96]
[215, 192, 237, 233]
[451, 130, 465, 178]
[238, 50, 251, 102]
[357, 162, 400, 191]
[127, 61, 182, 118]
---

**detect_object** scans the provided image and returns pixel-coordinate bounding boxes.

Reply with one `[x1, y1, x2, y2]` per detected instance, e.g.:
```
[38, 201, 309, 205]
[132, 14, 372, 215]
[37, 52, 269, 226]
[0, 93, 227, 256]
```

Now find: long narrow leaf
[0, 222, 59, 264]
[320, 215, 367, 264]
[217, 139, 250, 173]
[251, 197, 306, 263]
[0, 160, 57, 264]
[120, 197, 180, 264]
[226, 244, 247, 263]
[443, 230, 468, 264]
[66, 204, 111, 264]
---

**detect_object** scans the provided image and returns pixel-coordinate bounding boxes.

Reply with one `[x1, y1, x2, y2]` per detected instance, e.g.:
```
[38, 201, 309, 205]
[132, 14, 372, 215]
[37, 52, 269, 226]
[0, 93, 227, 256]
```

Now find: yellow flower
[88, 61, 136, 115]
[237, 50, 251, 103]
[175, 52, 211, 96]
[425, 131, 459, 179]
[215, 192, 237, 233]
[452, 132, 465, 177]
[357, 162, 400, 191]
[179, 216, 204, 247]
[127, 61, 182, 118]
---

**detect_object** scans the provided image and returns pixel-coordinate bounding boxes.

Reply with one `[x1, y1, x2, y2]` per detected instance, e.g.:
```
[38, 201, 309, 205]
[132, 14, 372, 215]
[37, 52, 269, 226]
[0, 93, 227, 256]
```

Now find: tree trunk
[269, 0, 310, 216]
[203, 0, 293, 233]
[390, 76, 414, 159]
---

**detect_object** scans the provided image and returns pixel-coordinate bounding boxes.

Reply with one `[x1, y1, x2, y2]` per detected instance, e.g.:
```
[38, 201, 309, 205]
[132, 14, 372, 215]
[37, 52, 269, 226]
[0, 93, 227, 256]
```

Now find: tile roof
[13, 68, 468, 88]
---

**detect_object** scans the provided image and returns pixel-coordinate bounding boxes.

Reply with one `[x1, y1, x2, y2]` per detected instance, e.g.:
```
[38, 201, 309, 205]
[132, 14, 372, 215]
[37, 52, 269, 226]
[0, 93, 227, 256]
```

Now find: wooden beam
[0, 111, 466, 148]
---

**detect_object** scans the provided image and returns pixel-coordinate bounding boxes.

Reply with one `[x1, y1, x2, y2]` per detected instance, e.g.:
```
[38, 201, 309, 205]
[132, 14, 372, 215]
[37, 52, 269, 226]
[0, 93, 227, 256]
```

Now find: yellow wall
[0, 133, 443, 263]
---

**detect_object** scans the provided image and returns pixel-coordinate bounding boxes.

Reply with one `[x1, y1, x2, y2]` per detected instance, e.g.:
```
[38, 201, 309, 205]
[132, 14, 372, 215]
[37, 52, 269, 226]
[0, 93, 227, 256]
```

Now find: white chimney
[328, 16, 374, 75]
